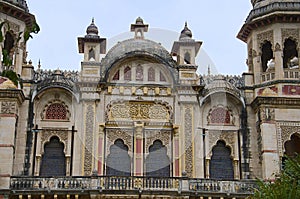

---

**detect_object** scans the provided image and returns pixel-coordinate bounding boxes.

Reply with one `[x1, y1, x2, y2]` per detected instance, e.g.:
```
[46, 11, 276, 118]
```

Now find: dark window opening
[283, 38, 298, 68]
[3, 31, 15, 64]
[261, 41, 273, 72]
[88, 48, 95, 61]
[210, 140, 234, 180]
[284, 133, 300, 157]
[40, 136, 66, 176]
[184, 52, 191, 64]
[106, 139, 131, 176]
[146, 140, 170, 177]
[112, 70, 120, 80]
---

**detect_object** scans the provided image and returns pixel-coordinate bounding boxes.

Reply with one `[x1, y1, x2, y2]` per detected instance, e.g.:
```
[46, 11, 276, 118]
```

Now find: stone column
[66, 155, 71, 176]
[97, 123, 105, 175]
[206, 159, 210, 178]
[233, 159, 239, 180]
[134, 122, 144, 176]
[35, 155, 41, 176]
[173, 125, 180, 176]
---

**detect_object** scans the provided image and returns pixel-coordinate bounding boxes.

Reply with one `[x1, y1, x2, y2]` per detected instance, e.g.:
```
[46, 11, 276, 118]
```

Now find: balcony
[261, 68, 300, 83]
[10, 176, 257, 198]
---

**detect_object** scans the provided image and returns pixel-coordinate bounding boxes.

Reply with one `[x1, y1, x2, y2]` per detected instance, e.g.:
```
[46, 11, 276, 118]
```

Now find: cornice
[251, 96, 300, 110]
[0, 89, 25, 104]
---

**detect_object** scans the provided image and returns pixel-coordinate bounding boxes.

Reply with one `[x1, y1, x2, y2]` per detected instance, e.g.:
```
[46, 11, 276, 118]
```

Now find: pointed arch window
[146, 140, 170, 177]
[112, 70, 120, 80]
[283, 38, 298, 68]
[88, 48, 95, 61]
[284, 133, 300, 157]
[124, 66, 132, 81]
[160, 71, 166, 82]
[3, 31, 14, 65]
[261, 41, 273, 72]
[148, 67, 155, 81]
[184, 52, 191, 64]
[209, 140, 234, 180]
[40, 136, 66, 176]
[106, 139, 131, 176]
[136, 65, 143, 81]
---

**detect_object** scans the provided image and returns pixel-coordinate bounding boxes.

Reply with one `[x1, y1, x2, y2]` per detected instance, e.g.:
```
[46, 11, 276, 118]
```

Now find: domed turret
[86, 18, 99, 36]
[135, 17, 144, 25]
[179, 22, 193, 40]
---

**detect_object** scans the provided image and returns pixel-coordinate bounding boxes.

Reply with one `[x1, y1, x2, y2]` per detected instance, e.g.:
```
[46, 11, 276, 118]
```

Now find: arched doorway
[106, 139, 131, 176]
[145, 140, 170, 177]
[40, 136, 66, 176]
[210, 140, 234, 180]
[284, 133, 300, 157]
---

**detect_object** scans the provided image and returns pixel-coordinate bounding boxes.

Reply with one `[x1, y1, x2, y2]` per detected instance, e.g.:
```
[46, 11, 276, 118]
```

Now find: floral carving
[184, 107, 193, 177]
[279, 123, 300, 154]
[1, 101, 17, 114]
[84, 104, 94, 175]
[282, 29, 299, 45]
[40, 129, 68, 154]
[208, 131, 236, 157]
[257, 30, 274, 49]
[145, 130, 171, 156]
[106, 129, 133, 154]
[107, 100, 172, 122]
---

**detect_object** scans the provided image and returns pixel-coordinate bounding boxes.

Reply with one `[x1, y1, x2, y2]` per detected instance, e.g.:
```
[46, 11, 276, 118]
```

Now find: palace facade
[0, 0, 300, 198]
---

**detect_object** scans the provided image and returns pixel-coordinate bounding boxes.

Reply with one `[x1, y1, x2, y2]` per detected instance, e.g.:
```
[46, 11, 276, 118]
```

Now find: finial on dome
[86, 18, 99, 36]
[136, 17, 144, 25]
[180, 21, 193, 40]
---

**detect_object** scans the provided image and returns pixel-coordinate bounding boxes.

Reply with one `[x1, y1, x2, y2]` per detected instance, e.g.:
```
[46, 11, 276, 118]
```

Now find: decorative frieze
[257, 30, 274, 50]
[184, 106, 193, 177]
[84, 104, 94, 175]
[40, 129, 68, 154]
[281, 29, 299, 44]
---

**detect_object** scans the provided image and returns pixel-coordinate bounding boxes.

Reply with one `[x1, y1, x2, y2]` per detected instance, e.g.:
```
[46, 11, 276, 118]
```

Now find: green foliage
[2, 49, 12, 66]
[0, 70, 19, 87]
[249, 155, 300, 199]
[23, 22, 40, 43]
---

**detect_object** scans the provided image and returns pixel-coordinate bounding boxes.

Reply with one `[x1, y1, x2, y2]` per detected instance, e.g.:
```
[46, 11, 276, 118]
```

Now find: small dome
[0, 76, 17, 89]
[86, 18, 99, 35]
[179, 22, 193, 40]
[135, 17, 144, 25]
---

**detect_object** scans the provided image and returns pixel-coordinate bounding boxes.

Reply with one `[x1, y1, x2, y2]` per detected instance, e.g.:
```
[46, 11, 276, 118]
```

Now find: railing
[10, 176, 257, 197]
[261, 68, 300, 83]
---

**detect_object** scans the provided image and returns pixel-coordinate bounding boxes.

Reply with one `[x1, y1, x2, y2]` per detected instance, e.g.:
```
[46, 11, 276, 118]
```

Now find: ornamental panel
[107, 101, 172, 122]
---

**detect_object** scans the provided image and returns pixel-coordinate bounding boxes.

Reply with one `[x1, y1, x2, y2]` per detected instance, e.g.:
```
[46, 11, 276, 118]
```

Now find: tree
[249, 155, 300, 199]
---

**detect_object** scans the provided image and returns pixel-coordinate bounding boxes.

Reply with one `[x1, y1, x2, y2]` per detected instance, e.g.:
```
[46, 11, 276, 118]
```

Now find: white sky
[27, 0, 253, 75]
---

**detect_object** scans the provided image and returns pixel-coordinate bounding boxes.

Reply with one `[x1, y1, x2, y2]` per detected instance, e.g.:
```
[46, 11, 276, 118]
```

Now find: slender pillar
[98, 124, 105, 175]
[206, 159, 210, 178]
[173, 125, 180, 176]
[35, 155, 41, 176]
[134, 122, 144, 176]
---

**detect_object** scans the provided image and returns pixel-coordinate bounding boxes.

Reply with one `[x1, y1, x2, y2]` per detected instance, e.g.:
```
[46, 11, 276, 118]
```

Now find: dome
[135, 17, 144, 25]
[100, 38, 178, 81]
[0, 76, 18, 89]
[86, 18, 99, 36]
[179, 22, 193, 40]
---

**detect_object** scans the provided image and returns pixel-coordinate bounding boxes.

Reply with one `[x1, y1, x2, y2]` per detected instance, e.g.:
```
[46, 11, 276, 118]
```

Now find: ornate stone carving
[40, 129, 68, 154]
[7, 21, 20, 33]
[41, 99, 70, 120]
[207, 105, 235, 125]
[260, 107, 275, 122]
[107, 100, 172, 122]
[84, 104, 94, 175]
[257, 30, 274, 48]
[282, 29, 299, 45]
[278, 123, 300, 154]
[184, 107, 193, 177]
[1, 101, 17, 114]
[208, 131, 236, 157]
[106, 129, 133, 154]
[145, 130, 171, 156]
[275, 43, 281, 51]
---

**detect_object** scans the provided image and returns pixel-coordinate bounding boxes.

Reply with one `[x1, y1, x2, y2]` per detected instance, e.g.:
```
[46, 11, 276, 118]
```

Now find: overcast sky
[27, 0, 253, 75]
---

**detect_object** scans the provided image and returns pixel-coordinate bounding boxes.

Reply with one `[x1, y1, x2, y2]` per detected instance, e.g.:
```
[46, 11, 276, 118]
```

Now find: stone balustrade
[10, 176, 257, 198]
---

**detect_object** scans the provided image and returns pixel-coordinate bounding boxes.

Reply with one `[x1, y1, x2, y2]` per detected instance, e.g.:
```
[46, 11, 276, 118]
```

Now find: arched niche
[106, 139, 131, 176]
[145, 140, 170, 177]
[261, 41, 273, 72]
[40, 136, 66, 176]
[283, 38, 298, 68]
[209, 140, 234, 180]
